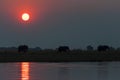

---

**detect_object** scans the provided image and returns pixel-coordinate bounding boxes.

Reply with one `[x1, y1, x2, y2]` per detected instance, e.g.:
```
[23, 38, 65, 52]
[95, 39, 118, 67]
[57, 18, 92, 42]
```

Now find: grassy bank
[0, 50, 120, 62]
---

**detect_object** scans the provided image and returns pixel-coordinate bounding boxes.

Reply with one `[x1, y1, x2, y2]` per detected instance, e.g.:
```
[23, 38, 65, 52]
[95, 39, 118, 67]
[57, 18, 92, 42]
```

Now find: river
[0, 62, 120, 80]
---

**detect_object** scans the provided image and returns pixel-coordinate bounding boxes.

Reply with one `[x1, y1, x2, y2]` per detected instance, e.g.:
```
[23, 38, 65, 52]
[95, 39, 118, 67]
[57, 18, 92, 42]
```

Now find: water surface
[0, 62, 120, 80]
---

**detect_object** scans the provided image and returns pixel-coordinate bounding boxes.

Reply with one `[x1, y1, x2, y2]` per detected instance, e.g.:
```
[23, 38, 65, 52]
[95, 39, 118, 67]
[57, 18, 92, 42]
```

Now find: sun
[22, 13, 30, 21]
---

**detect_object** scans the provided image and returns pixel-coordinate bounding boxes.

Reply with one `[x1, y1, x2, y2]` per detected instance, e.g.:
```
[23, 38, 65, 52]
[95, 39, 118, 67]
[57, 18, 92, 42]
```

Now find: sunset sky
[0, 0, 120, 49]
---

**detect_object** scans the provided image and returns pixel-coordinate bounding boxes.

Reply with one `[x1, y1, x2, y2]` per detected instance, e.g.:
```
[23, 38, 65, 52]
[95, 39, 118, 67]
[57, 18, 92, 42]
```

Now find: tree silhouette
[86, 45, 93, 51]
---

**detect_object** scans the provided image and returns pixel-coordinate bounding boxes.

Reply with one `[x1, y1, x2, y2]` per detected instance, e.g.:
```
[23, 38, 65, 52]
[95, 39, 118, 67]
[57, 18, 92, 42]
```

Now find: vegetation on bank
[0, 45, 119, 62]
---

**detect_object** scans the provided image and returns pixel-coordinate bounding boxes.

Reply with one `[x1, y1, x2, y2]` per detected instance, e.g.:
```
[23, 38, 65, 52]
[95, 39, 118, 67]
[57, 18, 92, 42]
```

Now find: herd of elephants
[18, 45, 114, 53]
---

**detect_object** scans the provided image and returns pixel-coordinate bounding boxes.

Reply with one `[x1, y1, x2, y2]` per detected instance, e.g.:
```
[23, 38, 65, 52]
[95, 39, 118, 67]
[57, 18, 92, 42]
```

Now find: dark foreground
[0, 50, 120, 62]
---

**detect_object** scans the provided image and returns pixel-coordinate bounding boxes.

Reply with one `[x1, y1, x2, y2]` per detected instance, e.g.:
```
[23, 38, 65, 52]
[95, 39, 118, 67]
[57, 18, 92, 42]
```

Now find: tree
[86, 45, 93, 51]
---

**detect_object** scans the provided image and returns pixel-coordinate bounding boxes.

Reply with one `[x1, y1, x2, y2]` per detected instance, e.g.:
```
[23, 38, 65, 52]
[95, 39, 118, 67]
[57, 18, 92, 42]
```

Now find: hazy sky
[0, 0, 120, 49]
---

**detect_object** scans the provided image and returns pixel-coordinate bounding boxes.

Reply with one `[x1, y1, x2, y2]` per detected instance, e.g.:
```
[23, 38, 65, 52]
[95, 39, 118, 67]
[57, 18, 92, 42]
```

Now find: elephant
[58, 46, 70, 52]
[97, 45, 110, 52]
[18, 45, 28, 53]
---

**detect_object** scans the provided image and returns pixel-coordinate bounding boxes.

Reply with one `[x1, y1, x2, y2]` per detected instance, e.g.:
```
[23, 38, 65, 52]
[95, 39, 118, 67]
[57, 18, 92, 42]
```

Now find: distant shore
[0, 50, 120, 62]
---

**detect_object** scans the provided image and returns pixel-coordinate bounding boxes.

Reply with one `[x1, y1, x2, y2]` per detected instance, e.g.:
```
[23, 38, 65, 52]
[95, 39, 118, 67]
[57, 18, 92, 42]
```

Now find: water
[0, 62, 120, 80]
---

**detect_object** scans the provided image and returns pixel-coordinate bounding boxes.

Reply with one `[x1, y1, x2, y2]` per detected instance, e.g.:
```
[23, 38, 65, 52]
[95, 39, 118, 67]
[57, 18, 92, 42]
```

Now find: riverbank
[0, 50, 120, 62]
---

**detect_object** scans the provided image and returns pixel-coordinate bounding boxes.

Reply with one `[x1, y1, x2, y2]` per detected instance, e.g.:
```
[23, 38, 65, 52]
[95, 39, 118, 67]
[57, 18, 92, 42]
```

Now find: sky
[0, 0, 120, 49]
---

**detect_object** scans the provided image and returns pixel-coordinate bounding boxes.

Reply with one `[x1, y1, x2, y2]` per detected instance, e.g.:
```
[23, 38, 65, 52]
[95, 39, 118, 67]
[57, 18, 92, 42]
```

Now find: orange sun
[22, 13, 30, 21]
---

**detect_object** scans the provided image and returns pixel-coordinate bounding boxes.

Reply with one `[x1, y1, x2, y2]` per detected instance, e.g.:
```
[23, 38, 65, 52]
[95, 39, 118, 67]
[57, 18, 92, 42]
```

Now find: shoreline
[0, 51, 120, 62]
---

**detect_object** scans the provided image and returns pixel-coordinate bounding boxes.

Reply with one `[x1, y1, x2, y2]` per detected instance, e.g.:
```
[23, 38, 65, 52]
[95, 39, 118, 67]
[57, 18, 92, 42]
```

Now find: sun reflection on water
[21, 62, 30, 80]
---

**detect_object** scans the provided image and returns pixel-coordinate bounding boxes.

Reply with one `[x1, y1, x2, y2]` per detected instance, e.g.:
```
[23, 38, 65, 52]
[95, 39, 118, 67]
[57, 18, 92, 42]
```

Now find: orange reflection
[21, 62, 30, 80]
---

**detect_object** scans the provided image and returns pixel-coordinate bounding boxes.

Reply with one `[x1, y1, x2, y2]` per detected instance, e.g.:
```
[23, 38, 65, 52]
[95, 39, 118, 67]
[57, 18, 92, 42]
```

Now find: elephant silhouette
[97, 45, 110, 52]
[18, 45, 28, 53]
[58, 46, 70, 52]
